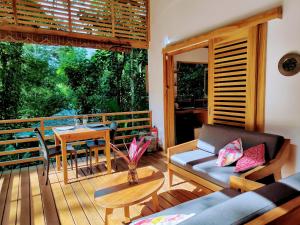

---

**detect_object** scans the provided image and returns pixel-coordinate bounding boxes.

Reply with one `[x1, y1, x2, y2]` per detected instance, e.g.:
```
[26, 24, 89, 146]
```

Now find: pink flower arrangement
[110, 137, 151, 166]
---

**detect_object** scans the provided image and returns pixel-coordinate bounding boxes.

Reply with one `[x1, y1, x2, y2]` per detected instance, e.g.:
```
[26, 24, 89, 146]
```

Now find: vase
[128, 162, 138, 184]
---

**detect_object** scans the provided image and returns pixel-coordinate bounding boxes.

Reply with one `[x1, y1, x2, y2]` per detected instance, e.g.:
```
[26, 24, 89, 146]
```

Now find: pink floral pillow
[235, 144, 265, 172]
[216, 138, 243, 167]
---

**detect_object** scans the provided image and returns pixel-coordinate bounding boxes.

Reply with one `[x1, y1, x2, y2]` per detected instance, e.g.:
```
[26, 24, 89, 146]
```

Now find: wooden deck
[0, 153, 212, 225]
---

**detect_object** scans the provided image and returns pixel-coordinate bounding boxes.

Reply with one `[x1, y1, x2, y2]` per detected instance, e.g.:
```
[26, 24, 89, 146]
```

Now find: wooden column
[67, 0, 72, 32]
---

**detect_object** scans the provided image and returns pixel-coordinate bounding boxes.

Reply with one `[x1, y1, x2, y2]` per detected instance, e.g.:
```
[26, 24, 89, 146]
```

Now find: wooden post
[256, 23, 268, 132]
[55, 134, 61, 171]
[124, 206, 130, 223]
[146, 0, 150, 42]
[149, 111, 152, 128]
[40, 119, 45, 137]
[12, 0, 18, 25]
[105, 208, 113, 225]
[67, 0, 72, 32]
[152, 192, 159, 212]
[105, 130, 112, 174]
[61, 140, 68, 184]
[111, 1, 116, 37]
[102, 115, 107, 124]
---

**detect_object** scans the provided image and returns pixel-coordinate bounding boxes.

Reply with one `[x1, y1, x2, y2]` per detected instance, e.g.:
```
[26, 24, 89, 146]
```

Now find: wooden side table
[94, 166, 164, 225]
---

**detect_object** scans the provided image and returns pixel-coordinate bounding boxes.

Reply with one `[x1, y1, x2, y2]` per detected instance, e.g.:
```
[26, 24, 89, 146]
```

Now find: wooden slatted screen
[208, 27, 258, 130]
[0, 0, 149, 49]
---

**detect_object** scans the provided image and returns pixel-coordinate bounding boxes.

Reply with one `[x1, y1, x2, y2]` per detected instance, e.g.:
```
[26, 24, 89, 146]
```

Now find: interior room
[173, 48, 208, 144]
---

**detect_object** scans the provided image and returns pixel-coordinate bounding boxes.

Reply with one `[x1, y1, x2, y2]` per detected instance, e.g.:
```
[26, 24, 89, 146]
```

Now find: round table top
[94, 166, 165, 208]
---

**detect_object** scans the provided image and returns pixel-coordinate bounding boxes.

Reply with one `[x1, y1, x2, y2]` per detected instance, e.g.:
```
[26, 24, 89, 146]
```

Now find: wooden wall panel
[208, 28, 258, 130]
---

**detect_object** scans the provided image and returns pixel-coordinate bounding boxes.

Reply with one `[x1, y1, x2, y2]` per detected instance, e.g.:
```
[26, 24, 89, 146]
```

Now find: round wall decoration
[278, 53, 300, 76]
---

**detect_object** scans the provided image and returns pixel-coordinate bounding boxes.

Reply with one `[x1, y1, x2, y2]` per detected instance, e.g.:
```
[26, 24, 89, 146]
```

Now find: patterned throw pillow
[216, 138, 243, 167]
[235, 144, 265, 172]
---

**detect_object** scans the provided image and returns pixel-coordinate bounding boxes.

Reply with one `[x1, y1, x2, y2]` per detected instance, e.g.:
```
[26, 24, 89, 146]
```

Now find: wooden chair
[34, 128, 79, 184]
[86, 122, 118, 173]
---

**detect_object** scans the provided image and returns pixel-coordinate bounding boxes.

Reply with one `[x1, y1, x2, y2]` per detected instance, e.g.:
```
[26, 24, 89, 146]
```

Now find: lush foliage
[176, 62, 208, 100]
[0, 42, 148, 119]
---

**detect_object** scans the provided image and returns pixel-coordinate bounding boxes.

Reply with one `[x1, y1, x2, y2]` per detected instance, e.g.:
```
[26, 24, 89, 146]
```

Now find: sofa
[130, 173, 300, 225]
[168, 124, 290, 191]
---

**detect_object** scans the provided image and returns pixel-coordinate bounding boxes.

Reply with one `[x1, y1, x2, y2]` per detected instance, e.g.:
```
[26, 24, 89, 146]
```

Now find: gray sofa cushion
[132, 171, 300, 225]
[132, 175, 300, 225]
[171, 149, 215, 166]
[191, 182, 298, 225]
[130, 188, 240, 225]
[171, 150, 239, 188]
[198, 124, 284, 161]
[192, 159, 239, 188]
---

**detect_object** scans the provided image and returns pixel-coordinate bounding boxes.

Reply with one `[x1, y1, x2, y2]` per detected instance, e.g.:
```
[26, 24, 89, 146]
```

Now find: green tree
[0, 42, 24, 120]
[19, 45, 71, 117]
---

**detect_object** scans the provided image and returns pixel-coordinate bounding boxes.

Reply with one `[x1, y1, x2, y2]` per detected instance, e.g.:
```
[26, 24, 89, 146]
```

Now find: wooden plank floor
[0, 153, 212, 225]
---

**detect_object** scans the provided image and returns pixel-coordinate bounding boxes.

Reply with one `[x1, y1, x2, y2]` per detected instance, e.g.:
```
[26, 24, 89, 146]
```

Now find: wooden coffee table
[94, 166, 165, 225]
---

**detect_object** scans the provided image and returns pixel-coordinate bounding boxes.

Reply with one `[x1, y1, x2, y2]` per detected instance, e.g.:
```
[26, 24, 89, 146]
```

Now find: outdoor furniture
[168, 124, 290, 191]
[94, 166, 164, 225]
[86, 122, 118, 173]
[131, 172, 300, 225]
[34, 128, 79, 184]
[53, 125, 111, 184]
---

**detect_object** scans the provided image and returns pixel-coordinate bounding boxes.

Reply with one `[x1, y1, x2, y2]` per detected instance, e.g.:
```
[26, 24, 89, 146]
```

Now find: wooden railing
[0, 110, 152, 167]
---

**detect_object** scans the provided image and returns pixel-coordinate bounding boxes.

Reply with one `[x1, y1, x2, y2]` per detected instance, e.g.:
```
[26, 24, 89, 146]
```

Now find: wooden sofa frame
[168, 138, 291, 191]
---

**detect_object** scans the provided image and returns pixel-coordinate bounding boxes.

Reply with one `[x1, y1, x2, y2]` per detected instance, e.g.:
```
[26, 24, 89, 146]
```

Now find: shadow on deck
[0, 152, 210, 225]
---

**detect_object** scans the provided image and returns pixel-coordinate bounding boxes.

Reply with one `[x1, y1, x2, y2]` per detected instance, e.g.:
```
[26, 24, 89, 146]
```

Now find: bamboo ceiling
[0, 0, 149, 50]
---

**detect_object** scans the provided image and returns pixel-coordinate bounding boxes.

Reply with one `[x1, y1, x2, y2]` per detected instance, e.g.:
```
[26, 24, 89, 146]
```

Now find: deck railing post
[149, 111, 152, 128]
[102, 115, 107, 124]
[40, 119, 45, 138]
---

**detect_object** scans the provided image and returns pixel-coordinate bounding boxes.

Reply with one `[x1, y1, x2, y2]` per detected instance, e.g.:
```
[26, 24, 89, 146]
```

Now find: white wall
[265, 0, 300, 176]
[149, 0, 300, 175]
[174, 48, 208, 64]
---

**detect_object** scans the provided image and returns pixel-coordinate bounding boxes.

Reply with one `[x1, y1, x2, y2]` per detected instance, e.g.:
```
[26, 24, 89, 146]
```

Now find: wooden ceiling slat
[0, 0, 149, 50]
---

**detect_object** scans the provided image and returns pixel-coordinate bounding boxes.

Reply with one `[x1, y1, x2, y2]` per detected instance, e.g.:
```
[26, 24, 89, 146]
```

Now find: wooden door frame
[162, 6, 282, 150]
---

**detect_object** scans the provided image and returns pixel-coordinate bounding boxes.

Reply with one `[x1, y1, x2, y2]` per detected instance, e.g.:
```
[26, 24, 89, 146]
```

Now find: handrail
[0, 110, 152, 167]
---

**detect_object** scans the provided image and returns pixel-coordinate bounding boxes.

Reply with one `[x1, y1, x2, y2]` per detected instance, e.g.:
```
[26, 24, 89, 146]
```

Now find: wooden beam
[0, 110, 151, 124]
[163, 54, 176, 149]
[111, 1, 116, 37]
[256, 23, 268, 132]
[0, 147, 40, 156]
[12, 0, 18, 25]
[0, 157, 44, 167]
[0, 25, 148, 49]
[146, 0, 150, 42]
[163, 6, 282, 55]
[163, 53, 168, 150]
[67, 0, 72, 32]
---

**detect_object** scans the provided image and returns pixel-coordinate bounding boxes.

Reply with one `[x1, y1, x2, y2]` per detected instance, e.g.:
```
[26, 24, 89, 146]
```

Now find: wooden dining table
[53, 125, 111, 184]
